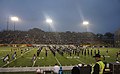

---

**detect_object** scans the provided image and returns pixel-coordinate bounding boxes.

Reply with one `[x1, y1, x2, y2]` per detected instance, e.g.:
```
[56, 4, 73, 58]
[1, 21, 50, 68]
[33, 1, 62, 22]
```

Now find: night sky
[0, 0, 120, 34]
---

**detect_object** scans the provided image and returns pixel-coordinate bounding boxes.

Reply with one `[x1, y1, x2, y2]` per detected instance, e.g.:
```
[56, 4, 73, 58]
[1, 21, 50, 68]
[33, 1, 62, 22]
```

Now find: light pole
[46, 18, 53, 32]
[83, 21, 89, 32]
[10, 16, 19, 31]
[46, 18, 53, 44]
[6, 18, 9, 31]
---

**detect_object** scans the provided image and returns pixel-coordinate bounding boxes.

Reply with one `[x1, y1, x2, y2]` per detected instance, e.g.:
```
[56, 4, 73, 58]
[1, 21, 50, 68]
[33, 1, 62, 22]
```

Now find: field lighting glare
[10, 16, 19, 31]
[46, 18, 53, 24]
[83, 21, 89, 26]
[11, 16, 19, 22]
[82, 21, 89, 32]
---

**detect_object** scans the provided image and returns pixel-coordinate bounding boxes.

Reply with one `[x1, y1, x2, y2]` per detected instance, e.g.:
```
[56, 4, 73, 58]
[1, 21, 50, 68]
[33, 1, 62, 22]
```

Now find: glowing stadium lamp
[83, 21, 89, 26]
[83, 21, 89, 32]
[46, 18, 53, 24]
[10, 16, 19, 31]
[11, 16, 19, 22]
[46, 18, 53, 32]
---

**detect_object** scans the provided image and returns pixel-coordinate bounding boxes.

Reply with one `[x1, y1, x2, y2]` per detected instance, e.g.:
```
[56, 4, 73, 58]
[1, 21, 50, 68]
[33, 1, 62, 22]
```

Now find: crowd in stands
[0, 28, 112, 45]
[115, 28, 120, 47]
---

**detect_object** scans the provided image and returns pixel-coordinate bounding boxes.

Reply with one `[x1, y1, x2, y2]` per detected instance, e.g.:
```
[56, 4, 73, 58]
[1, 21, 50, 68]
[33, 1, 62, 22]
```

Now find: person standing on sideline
[59, 66, 63, 74]
[36, 69, 41, 74]
[91, 54, 105, 74]
[53, 63, 60, 74]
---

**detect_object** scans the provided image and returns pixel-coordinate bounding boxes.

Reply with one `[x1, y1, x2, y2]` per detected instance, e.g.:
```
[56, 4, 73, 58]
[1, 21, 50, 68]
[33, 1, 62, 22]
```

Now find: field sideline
[0, 46, 120, 68]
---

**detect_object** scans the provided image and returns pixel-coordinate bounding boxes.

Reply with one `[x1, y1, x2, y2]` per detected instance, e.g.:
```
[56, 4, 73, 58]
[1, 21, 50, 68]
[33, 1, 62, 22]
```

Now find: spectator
[53, 63, 60, 74]
[72, 65, 80, 74]
[91, 54, 105, 74]
[36, 69, 41, 74]
[59, 66, 63, 74]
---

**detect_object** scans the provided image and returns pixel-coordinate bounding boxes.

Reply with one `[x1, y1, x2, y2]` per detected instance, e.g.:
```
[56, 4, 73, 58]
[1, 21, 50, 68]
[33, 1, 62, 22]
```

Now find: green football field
[0, 46, 120, 68]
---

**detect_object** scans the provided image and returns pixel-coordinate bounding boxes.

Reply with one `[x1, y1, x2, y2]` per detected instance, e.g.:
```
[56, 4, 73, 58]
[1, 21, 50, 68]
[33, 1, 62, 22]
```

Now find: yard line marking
[55, 57, 61, 66]
[75, 59, 86, 64]
[0, 50, 11, 51]
[32, 59, 37, 67]
[2, 48, 34, 67]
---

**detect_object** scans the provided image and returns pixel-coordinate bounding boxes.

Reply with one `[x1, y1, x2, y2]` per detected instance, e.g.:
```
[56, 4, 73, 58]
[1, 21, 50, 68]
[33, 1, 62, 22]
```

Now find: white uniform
[53, 65, 60, 74]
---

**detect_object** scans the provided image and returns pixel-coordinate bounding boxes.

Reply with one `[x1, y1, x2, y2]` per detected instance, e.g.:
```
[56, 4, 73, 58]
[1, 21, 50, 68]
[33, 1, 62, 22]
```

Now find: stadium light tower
[46, 18, 53, 32]
[46, 18, 53, 44]
[83, 21, 89, 32]
[6, 18, 9, 31]
[10, 16, 19, 31]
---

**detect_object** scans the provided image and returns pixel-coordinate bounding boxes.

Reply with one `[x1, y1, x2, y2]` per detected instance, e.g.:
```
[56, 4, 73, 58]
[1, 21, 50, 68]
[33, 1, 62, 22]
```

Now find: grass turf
[0, 47, 120, 67]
